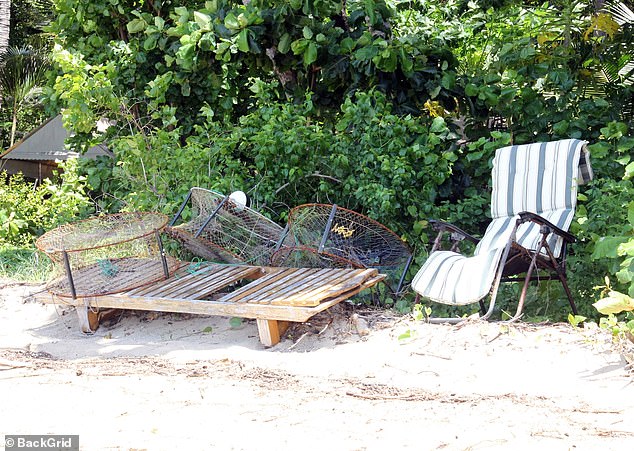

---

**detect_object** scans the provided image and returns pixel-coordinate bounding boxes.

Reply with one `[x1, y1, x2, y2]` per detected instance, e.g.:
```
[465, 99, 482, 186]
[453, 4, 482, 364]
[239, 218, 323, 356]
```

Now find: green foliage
[84, 89, 457, 253]
[599, 312, 634, 341]
[43, 0, 634, 316]
[0, 246, 53, 282]
[569, 125, 634, 311]
[10, 0, 55, 48]
[48, 0, 457, 140]
[0, 45, 51, 147]
[0, 159, 93, 246]
[593, 277, 634, 342]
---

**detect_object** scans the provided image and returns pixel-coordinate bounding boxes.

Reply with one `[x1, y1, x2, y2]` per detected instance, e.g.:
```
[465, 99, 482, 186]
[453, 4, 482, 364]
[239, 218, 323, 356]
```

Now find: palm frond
[605, 1, 634, 26]
[619, 60, 634, 85]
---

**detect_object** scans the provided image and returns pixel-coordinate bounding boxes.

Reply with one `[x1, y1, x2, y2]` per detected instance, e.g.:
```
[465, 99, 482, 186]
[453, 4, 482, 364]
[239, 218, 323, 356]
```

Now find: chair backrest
[475, 139, 591, 257]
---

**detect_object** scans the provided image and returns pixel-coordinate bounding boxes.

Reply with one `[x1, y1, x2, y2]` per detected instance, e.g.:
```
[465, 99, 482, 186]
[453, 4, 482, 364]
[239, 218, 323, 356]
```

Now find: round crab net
[165, 187, 285, 266]
[35, 212, 180, 298]
[270, 245, 364, 269]
[272, 204, 413, 294]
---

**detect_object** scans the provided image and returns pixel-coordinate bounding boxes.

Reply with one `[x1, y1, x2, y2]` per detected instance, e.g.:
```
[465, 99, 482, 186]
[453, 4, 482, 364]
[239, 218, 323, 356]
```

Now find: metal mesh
[280, 204, 412, 294]
[166, 187, 285, 266]
[270, 245, 363, 269]
[36, 212, 180, 298]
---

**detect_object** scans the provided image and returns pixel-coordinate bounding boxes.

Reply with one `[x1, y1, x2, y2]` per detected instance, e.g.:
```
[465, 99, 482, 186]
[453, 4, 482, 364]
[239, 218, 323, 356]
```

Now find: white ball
[229, 190, 247, 211]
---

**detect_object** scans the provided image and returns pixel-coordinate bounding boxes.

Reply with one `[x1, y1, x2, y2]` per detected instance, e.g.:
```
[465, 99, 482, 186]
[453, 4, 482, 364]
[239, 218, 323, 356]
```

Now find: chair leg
[540, 238, 579, 316]
[507, 238, 547, 323]
[480, 236, 516, 322]
[557, 272, 578, 315]
[507, 261, 538, 323]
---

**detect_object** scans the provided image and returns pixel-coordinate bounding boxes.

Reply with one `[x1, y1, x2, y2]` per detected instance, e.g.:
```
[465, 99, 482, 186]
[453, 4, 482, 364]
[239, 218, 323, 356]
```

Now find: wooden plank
[226, 267, 332, 305]
[307, 274, 386, 313]
[270, 268, 378, 306]
[243, 268, 353, 306]
[256, 319, 289, 347]
[178, 266, 264, 299]
[37, 291, 319, 322]
[129, 263, 217, 296]
[250, 269, 356, 305]
[135, 264, 220, 297]
[218, 267, 304, 304]
[156, 265, 257, 299]
[156, 265, 243, 297]
[168, 269, 257, 299]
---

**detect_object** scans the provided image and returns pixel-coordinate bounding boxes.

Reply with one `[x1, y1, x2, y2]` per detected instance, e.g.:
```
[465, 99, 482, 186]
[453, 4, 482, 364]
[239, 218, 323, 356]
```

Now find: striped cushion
[411, 139, 591, 306]
[411, 247, 506, 305]
[489, 139, 585, 219]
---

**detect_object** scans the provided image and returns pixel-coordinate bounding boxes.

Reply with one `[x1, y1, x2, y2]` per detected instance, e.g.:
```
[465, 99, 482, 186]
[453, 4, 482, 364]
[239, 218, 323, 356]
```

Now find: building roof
[0, 115, 112, 161]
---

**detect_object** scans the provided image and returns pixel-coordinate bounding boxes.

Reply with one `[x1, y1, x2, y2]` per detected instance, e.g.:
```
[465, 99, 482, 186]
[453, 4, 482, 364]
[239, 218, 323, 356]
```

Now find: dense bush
[33, 0, 634, 319]
[0, 159, 92, 246]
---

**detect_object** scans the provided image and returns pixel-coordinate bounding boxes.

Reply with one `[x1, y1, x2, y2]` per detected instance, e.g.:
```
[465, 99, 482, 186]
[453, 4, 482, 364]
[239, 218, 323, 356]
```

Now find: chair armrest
[429, 220, 480, 245]
[517, 211, 576, 243]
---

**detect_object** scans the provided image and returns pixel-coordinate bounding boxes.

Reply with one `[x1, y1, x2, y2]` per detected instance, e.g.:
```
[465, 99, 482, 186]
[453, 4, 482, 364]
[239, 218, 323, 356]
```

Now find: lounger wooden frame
[36, 263, 385, 346]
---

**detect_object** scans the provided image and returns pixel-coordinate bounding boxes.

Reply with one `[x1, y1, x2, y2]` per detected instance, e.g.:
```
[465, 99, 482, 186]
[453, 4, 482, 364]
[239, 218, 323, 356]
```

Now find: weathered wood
[218, 267, 299, 303]
[130, 264, 214, 296]
[231, 268, 335, 305]
[35, 264, 387, 345]
[76, 306, 98, 334]
[40, 292, 320, 322]
[223, 267, 322, 304]
[37, 273, 386, 323]
[256, 319, 290, 347]
[159, 265, 261, 299]
[266, 268, 377, 306]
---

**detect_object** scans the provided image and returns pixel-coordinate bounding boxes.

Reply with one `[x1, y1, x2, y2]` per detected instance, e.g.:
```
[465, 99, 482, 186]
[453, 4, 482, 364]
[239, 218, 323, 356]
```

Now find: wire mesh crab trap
[271, 204, 413, 295]
[165, 187, 285, 266]
[36, 212, 180, 298]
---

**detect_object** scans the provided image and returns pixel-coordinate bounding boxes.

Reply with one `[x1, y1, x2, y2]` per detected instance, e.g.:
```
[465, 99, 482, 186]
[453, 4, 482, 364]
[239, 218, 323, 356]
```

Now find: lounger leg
[76, 306, 99, 334]
[508, 261, 537, 322]
[256, 319, 289, 347]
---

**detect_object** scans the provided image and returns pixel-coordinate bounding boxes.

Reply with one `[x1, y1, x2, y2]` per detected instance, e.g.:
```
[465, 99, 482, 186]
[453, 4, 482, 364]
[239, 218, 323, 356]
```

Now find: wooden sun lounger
[36, 263, 385, 346]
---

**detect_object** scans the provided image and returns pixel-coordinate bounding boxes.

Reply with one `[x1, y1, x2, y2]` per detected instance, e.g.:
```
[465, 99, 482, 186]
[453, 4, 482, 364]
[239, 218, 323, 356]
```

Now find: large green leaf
[126, 18, 146, 34]
[237, 29, 250, 53]
[303, 42, 318, 66]
[194, 12, 212, 32]
[593, 291, 634, 314]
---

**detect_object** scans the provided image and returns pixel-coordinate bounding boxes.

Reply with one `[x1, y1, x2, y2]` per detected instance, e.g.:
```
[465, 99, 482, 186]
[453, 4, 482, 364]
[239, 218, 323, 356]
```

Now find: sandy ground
[1, 280, 634, 451]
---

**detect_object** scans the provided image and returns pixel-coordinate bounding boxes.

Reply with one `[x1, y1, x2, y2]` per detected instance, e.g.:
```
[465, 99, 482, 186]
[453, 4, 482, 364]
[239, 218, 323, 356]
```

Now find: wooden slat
[239, 268, 343, 305]
[164, 266, 263, 299]
[155, 265, 246, 298]
[242, 268, 357, 306]
[38, 291, 317, 322]
[266, 268, 378, 306]
[298, 273, 386, 313]
[35, 273, 387, 324]
[221, 268, 377, 307]
[129, 264, 216, 296]
[224, 267, 332, 305]
[217, 267, 304, 304]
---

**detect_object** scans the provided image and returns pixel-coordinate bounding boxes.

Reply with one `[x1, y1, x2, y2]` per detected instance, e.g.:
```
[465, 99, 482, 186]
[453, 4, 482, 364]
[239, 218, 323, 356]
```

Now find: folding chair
[411, 139, 593, 323]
